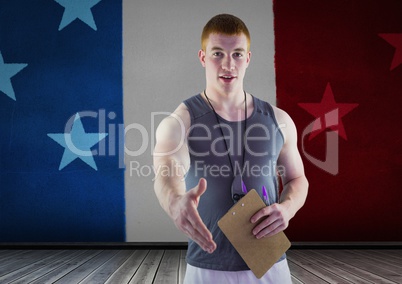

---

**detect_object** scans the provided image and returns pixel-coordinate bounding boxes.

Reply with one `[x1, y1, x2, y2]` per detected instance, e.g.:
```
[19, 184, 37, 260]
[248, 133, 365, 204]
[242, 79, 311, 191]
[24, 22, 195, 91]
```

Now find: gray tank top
[183, 93, 285, 271]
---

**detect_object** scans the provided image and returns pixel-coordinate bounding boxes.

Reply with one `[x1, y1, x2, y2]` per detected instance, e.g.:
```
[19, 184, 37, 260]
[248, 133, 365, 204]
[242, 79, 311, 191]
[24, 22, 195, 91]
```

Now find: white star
[54, 0, 102, 31]
[0, 52, 27, 101]
[48, 113, 108, 170]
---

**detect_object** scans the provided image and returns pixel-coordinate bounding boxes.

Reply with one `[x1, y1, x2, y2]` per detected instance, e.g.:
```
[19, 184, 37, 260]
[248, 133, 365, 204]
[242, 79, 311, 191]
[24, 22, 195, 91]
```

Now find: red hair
[201, 14, 250, 51]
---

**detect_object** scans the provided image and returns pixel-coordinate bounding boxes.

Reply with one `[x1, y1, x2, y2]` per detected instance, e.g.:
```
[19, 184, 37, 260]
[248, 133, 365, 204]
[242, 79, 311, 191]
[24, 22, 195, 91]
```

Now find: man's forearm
[279, 175, 309, 218]
[153, 157, 187, 217]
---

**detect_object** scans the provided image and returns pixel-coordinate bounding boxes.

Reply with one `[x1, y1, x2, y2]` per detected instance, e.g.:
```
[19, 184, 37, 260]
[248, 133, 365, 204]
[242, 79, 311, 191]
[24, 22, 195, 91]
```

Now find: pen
[262, 186, 269, 205]
[242, 180, 248, 195]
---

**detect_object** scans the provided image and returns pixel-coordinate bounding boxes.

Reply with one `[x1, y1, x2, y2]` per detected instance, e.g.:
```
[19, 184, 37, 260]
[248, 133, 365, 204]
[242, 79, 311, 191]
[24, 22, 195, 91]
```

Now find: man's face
[199, 33, 251, 94]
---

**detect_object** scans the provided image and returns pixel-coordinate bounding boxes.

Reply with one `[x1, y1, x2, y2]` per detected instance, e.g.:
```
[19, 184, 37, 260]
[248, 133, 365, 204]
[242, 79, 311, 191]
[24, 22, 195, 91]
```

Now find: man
[153, 14, 308, 283]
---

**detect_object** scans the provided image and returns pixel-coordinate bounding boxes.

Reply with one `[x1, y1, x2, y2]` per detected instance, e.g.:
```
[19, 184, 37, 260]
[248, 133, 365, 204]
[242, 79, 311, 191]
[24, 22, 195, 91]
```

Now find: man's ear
[246, 51, 252, 67]
[198, 49, 206, 67]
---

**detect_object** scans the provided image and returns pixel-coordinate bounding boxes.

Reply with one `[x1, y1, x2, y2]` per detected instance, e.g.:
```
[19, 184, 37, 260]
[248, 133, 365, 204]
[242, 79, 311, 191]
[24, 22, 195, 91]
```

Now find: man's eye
[233, 53, 243, 58]
[213, 52, 223, 56]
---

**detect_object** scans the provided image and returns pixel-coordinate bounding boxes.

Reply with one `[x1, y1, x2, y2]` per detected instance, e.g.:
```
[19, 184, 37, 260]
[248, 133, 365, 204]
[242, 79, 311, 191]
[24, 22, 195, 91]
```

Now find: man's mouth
[219, 75, 237, 81]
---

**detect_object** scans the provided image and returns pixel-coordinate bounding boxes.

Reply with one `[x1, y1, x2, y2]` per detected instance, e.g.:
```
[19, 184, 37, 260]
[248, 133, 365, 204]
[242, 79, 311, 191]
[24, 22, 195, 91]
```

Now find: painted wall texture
[123, 0, 276, 242]
[274, 0, 402, 241]
[2, 0, 399, 243]
[0, 0, 274, 243]
[0, 0, 125, 242]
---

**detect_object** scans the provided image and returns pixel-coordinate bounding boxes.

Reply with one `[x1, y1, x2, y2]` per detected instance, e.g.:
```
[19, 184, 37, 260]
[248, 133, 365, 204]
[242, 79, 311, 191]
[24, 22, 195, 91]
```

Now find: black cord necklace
[204, 90, 248, 203]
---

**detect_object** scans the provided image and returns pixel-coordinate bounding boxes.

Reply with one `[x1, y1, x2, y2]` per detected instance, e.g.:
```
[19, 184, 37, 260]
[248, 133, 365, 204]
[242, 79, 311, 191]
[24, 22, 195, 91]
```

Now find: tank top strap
[254, 97, 283, 129]
[183, 94, 212, 122]
[253, 96, 274, 120]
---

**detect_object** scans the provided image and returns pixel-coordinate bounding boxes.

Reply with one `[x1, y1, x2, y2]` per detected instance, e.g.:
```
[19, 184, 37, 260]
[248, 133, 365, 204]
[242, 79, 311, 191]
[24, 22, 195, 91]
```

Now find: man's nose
[222, 57, 235, 71]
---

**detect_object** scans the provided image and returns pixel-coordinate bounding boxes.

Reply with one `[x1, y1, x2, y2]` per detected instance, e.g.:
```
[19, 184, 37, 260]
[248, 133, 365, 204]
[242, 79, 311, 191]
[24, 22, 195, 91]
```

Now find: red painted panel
[274, 0, 402, 241]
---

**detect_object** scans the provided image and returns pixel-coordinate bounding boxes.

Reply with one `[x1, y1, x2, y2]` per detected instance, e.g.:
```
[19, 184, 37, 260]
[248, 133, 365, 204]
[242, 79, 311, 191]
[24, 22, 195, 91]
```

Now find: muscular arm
[153, 104, 216, 253]
[153, 104, 190, 214]
[276, 108, 308, 219]
[251, 107, 308, 238]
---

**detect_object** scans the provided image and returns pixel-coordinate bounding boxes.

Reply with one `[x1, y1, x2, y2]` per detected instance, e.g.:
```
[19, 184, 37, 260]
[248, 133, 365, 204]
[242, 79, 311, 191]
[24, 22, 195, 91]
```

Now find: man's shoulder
[155, 104, 190, 143]
[172, 93, 202, 120]
[182, 93, 213, 121]
[170, 103, 191, 128]
[251, 96, 295, 144]
[270, 105, 293, 126]
[183, 93, 201, 104]
[175, 103, 190, 118]
[251, 95, 276, 112]
[250, 94, 291, 123]
[251, 95, 286, 120]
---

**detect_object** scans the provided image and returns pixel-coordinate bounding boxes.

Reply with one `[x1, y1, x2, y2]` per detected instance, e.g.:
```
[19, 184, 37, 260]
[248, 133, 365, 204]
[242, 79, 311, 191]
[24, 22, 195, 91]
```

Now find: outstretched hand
[169, 178, 217, 253]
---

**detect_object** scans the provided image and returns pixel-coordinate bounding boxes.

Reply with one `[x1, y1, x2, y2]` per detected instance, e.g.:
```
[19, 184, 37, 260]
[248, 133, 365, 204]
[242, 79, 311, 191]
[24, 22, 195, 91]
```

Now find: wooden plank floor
[0, 249, 401, 283]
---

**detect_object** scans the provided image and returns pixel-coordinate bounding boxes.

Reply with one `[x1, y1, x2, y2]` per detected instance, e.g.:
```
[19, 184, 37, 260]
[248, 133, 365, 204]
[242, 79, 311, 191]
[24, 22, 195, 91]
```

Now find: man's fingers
[192, 178, 207, 198]
[255, 220, 283, 239]
[252, 205, 289, 238]
[182, 218, 216, 253]
[251, 206, 271, 224]
[186, 205, 216, 250]
[187, 206, 213, 242]
[178, 178, 215, 253]
[192, 229, 217, 253]
[252, 214, 274, 236]
[186, 184, 212, 242]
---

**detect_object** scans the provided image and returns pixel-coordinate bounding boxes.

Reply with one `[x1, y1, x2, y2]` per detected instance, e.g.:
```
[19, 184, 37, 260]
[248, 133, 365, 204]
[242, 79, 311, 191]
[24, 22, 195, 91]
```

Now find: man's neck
[204, 87, 245, 110]
[203, 87, 249, 121]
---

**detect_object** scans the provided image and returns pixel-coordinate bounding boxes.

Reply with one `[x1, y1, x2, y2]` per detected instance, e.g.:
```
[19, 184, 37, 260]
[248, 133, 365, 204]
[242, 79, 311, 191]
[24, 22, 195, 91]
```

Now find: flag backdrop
[274, 0, 402, 241]
[0, 0, 124, 241]
[2, 0, 402, 243]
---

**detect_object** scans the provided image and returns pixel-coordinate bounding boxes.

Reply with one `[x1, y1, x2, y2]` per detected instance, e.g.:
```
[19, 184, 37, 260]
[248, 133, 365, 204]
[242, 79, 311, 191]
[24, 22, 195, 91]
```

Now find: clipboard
[217, 189, 291, 279]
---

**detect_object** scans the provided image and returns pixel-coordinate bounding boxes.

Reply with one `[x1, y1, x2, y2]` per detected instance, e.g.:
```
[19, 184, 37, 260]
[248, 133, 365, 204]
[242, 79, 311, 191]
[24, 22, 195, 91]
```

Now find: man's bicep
[277, 117, 305, 185]
[153, 112, 190, 171]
